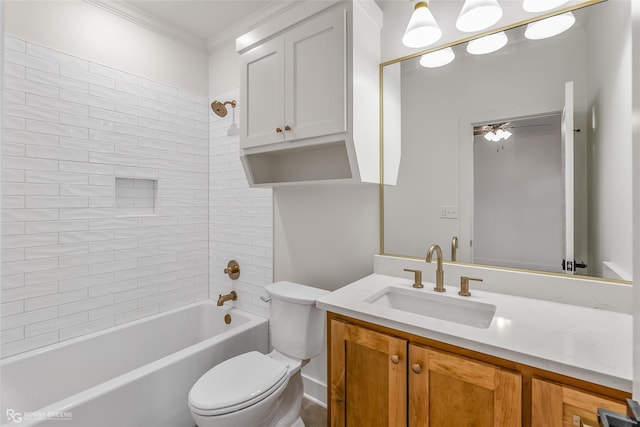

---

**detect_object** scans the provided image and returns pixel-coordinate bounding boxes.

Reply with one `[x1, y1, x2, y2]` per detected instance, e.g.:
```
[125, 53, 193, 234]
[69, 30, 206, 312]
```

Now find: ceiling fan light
[402, 2, 443, 48]
[524, 12, 575, 40]
[466, 31, 508, 55]
[456, 0, 503, 32]
[502, 129, 513, 140]
[419, 47, 455, 68]
[523, 0, 570, 13]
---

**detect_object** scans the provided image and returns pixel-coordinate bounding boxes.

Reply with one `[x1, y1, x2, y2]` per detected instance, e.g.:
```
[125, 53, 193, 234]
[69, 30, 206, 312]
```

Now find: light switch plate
[440, 206, 458, 219]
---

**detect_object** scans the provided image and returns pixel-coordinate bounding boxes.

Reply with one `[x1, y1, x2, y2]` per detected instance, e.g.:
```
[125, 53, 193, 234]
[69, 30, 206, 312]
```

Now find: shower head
[211, 100, 237, 117]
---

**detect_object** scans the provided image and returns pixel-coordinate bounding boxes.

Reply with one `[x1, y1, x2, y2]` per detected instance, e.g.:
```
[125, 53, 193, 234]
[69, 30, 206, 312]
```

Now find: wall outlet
[440, 206, 458, 219]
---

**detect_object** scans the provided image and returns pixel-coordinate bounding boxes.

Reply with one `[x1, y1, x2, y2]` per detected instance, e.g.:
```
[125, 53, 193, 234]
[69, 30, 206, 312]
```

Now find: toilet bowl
[188, 282, 329, 427]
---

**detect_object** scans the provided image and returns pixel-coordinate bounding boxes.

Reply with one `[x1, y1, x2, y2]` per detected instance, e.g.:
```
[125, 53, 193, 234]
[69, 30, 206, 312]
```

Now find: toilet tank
[265, 281, 330, 360]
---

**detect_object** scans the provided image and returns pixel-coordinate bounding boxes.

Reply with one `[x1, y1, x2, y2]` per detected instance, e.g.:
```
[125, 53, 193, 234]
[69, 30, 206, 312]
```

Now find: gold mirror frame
[378, 0, 632, 284]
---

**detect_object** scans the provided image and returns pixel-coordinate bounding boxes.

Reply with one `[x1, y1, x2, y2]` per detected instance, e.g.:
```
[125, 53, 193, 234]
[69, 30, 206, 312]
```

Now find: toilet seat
[189, 351, 289, 417]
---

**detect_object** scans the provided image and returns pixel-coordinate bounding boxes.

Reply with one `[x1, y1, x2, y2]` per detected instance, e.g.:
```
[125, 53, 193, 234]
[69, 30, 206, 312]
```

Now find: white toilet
[188, 281, 329, 427]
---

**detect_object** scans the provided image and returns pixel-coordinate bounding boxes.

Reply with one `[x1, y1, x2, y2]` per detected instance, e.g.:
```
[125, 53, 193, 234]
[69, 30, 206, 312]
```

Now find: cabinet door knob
[411, 364, 422, 374]
[276, 127, 282, 133]
[284, 125, 291, 131]
[390, 354, 400, 364]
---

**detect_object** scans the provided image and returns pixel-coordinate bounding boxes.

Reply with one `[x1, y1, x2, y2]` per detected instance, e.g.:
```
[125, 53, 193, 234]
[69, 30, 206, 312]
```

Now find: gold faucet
[217, 291, 237, 306]
[426, 244, 445, 292]
[451, 236, 458, 262]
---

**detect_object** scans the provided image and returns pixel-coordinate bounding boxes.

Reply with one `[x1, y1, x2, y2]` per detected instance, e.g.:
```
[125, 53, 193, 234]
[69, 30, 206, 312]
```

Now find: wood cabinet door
[284, 6, 347, 143]
[409, 345, 522, 427]
[240, 36, 285, 149]
[531, 378, 626, 427]
[330, 320, 407, 427]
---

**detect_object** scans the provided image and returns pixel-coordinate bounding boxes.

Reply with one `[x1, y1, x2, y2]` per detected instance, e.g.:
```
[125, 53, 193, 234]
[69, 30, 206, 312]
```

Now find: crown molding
[206, 0, 298, 53]
[83, 0, 208, 53]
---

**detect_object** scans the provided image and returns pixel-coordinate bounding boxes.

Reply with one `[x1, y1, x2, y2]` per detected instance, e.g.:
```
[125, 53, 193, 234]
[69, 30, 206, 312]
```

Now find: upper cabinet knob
[276, 127, 283, 133]
[284, 125, 291, 131]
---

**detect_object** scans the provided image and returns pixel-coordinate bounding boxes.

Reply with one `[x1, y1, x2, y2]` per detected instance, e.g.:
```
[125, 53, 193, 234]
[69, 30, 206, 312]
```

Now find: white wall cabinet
[237, 0, 381, 186]
[241, 7, 346, 149]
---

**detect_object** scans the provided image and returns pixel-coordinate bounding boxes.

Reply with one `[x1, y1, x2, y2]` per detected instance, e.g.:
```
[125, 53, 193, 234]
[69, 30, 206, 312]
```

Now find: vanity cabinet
[531, 378, 626, 427]
[240, 6, 346, 150]
[236, 1, 381, 186]
[328, 313, 630, 427]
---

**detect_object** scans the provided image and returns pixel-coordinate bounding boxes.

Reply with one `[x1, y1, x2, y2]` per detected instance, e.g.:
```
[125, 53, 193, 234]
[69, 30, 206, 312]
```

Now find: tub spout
[217, 291, 237, 306]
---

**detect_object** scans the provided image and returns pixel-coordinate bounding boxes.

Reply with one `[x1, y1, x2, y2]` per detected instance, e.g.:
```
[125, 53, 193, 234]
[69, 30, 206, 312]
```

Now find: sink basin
[364, 286, 496, 328]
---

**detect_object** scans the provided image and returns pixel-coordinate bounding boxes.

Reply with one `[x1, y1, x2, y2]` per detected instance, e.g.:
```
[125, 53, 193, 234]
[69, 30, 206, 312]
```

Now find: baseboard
[302, 373, 327, 408]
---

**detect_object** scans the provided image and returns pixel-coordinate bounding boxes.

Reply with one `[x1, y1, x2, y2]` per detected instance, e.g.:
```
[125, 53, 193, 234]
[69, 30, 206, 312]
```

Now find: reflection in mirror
[382, 0, 632, 281]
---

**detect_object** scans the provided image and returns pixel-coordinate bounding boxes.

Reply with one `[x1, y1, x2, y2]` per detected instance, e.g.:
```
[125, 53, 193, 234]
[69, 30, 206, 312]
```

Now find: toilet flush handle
[260, 295, 271, 303]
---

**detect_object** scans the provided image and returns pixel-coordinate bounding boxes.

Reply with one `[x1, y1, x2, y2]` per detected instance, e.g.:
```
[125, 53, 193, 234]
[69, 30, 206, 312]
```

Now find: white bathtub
[0, 300, 269, 427]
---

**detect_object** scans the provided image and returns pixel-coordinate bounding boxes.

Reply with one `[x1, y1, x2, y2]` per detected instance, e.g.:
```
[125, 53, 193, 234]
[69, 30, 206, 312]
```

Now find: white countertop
[316, 273, 633, 392]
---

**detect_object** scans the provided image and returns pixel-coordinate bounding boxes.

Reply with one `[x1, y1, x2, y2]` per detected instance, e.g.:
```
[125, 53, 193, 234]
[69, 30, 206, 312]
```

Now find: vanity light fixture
[402, 1, 442, 48]
[456, 0, 503, 32]
[524, 12, 576, 40]
[466, 31, 508, 55]
[522, 0, 570, 13]
[419, 47, 455, 68]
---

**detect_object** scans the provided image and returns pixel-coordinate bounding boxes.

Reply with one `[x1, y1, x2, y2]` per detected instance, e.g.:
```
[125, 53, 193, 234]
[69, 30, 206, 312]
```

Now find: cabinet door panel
[410, 345, 522, 427]
[285, 7, 346, 142]
[330, 320, 407, 427]
[532, 378, 626, 427]
[240, 37, 285, 149]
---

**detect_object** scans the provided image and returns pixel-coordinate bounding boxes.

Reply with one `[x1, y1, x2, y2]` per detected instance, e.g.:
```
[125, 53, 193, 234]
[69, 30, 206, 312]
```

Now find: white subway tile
[59, 160, 113, 175]
[26, 312, 88, 337]
[24, 196, 87, 209]
[5, 102, 59, 123]
[59, 251, 114, 268]
[26, 93, 89, 116]
[25, 243, 88, 260]
[25, 289, 87, 311]
[89, 107, 137, 126]
[59, 229, 114, 244]
[60, 88, 115, 110]
[5, 76, 58, 98]
[89, 63, 137, 84]
[114, 265, 158, 282]
[25, 220, 88, 234]
[26, 120, 89, 139]
[3, 195, 24, 207]
[114, 122, 158, 139]
[26, 42, 88, 70]
[1, 301, 25, 317]
[4, 129, 59, 147]
[59, 317, 114, 341]
[25, 266, 88, 285]
[2, 223, 25, 236]
[89, 197, 114, 208]
[89, 238, 136, 252]
[1, 327, 25, 344]
[58, 272, 114, 292]
[2, 183, 58, 196]
[60, 65, 115, 88]
[0, 282, 58, 302]
[115, 102, 158, 120]
[5, 49, 58, 73]
[137, 117, 177, 133]
[3, 142, 25, 157]
[26, 68, 88, 93]
[88, 259, 137, 276]
[59, 294, 114, 317]
[59, 137, 113, 154]
[4, 36, 26, 52]
[2, 209, 59, 222]
[3, 248, 25, 262]
[3, 156, 58, 172]
[60, 184, 113, 197]
[60, 112, 115, 132]
[88, 278, 137, 298]
[3, 115, 25, 131]
[1, 307, 58, 330]
[138, 97, 177, 115]
[2, 274, 25, 289]
[1, 331, 58, 358]
[115, 80, 158, 100]
[88, 300, 137, 321]
[88, 218, 138, 230]
[59, 207, 114, 219]
[138, 138, 177, 152]
[90, 85, 137, 105]
[115, 304, 158, 325]
[3, 254, 57, 275]
[89, 152, 138, 167]
[4, 87, 26, 103]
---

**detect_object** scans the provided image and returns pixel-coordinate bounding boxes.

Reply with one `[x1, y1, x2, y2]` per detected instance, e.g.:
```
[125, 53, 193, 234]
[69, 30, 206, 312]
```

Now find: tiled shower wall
[208, 88, 273, 318]
[1, 36, 210, 357]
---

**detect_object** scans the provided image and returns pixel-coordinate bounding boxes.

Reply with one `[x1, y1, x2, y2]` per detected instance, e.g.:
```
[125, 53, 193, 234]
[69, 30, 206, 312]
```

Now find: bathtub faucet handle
[224, 260, 240, 280]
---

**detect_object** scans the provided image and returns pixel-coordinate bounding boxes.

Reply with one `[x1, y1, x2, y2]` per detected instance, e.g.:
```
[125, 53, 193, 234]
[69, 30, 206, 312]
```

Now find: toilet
[188, 281, 329, 427]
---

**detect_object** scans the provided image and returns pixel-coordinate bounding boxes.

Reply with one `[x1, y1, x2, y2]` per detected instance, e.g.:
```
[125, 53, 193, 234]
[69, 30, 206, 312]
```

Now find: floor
[300, 399, 327, 427]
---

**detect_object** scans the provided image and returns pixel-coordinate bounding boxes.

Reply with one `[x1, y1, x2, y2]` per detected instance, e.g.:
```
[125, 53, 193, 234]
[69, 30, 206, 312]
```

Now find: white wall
[5, 1, 208, 96]
[586, 0, 633, 280]
[631, 0, 640, 401]
[1, 36, 210, 357]
[209, 42, 240, 102]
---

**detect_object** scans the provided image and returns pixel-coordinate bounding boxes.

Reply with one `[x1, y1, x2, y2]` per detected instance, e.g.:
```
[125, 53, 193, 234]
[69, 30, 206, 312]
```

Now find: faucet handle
[459, 276, 483, 297]
[404, 268, 424, 288]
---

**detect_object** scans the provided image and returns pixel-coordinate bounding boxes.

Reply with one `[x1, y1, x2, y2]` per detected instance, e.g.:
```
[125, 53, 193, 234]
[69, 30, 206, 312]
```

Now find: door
[531, 378, 626, 427]
[284, 6, 347, 143]
[240, 37, 285, 149]
[330, 320, 407, 427]
[562, 81, 575, 274]
[409, 345, 522, 427]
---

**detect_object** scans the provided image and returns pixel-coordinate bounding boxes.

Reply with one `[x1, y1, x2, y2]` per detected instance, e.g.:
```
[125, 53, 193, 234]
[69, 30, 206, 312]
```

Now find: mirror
[381, 0, 633, 282]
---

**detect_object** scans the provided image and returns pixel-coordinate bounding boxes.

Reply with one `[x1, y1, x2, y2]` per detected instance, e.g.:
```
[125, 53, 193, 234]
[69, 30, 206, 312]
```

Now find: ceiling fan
[473, 121, 553, 142]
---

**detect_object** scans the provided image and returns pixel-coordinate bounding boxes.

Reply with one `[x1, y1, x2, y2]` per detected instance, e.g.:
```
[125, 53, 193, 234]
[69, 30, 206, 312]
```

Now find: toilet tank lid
[266, 281, 330, 305]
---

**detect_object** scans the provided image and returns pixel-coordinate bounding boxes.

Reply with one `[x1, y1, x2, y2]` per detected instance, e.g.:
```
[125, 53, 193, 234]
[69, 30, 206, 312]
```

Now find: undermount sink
[364, 286, 497, 329]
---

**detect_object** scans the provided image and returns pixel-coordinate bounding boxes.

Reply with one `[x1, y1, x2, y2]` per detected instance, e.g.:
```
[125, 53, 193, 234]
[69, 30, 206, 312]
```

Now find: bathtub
[0, 300, 269, 427]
